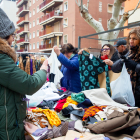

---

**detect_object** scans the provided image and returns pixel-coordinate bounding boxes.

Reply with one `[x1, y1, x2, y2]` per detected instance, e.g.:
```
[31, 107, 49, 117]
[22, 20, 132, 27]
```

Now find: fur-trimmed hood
[0, 37, 16, 62]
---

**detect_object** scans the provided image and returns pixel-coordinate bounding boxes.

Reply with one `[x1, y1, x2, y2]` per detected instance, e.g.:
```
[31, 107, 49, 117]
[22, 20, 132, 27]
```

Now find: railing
[39, 0, 52, 10]
[16, 0, 22, 5]
[17, 17, 25, 24]
[39, 10, 63, 23]
[39, 26, 54, 36]
[17, 49, 25, 52]
[17, 28, 24, 34]
[39, 43, 54, 49]
[16, 6, 29, 15]
[17, 38, 29, 43]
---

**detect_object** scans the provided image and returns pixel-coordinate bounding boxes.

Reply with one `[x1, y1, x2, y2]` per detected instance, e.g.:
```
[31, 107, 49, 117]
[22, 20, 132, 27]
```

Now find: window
[33, 0, 35, 4]
[29, 23, 31, 28]
[64, 1, 68, 11]
[37, 18, 39, 25]
[108, 4, 113, 13]
[30, 44, 32, 50]
[64, 35, 68, 44]
[33, 32, 35, 38]
[99, 2, 102, 12]
[29, 12, 31, 17]
[37, 42, 39, 49]
[33, 9, 35, 15]
[33, 21, 35, 27]
[37, 30, 39, 37]
[33, 43, 35, 49]
[99, 18, 102, 23]
[37, 6, 39, 13]
[29, 1, 31, 6]
[30, 33, 31, 39]
[64, 18, 68, 27]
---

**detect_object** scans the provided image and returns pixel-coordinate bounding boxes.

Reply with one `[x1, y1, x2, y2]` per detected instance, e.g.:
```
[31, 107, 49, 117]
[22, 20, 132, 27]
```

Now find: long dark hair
[61, 43, 78, 54]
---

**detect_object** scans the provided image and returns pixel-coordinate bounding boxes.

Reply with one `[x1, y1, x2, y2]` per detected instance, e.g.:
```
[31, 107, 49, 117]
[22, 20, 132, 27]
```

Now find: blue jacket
[58, 53, 82, 93]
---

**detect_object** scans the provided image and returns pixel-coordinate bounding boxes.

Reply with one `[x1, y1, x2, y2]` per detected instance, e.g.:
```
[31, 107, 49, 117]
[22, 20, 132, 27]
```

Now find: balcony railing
[17, 28, 24, 34]
[39, 0, 52, 10]
[39, 26, 54, 36]
[39, 43, 54, 49]
[17, 17, 25, 25]
[39, 10, 63, 23]
[17, 38, 29, 44]
[17, 49, 24, 52]
[16, 6, 29, 15]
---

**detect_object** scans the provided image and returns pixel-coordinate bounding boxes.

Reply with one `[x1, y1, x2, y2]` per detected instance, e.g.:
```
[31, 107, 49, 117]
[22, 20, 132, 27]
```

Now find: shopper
[54, 43, 82, 93]
[112, 27, 140, 107]
[100, 44, 119, 67]
[0, 8, 48, 140]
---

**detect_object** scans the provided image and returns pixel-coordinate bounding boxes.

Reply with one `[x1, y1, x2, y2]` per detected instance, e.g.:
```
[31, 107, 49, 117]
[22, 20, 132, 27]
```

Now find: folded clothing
[82, 106, 107, 121]
[37, 100, 55, 109]
[61, 106, 74, 117]
[63, 96, 78, 109]
[71, 92, 85, 103]
[32, 127, 48, 136]
[71, 110, 85, 118]
[77, 99, 93, 109]
[54, 98, 67, 112]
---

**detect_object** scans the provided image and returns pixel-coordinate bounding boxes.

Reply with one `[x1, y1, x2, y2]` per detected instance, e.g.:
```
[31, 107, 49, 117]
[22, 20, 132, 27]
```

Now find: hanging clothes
[78, 51, 111, 96]
[18, 56, 24, 71]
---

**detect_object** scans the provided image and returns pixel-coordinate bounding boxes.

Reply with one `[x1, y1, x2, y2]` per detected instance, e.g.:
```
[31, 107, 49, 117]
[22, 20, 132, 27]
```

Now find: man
[112, 40, 129, 72]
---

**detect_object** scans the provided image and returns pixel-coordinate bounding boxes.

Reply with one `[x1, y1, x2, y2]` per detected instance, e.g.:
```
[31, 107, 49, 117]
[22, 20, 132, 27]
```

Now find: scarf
[128, 45, 140, 94]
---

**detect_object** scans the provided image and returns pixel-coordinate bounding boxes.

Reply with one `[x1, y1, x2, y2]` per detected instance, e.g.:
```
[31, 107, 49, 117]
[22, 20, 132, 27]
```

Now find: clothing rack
[16, 52, 51, 55]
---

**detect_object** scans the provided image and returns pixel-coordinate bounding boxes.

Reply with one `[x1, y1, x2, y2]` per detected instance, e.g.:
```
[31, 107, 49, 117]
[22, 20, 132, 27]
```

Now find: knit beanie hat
[0, 8, 15, 39]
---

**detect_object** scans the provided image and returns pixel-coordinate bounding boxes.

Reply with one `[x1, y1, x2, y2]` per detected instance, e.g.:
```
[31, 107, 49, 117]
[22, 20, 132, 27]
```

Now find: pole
[78, 36, 81, 50]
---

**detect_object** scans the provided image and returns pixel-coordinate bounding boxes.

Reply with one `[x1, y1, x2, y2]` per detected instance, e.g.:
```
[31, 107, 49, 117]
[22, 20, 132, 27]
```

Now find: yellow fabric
[32, 108, 61, 127]
[62, 96, 78, 109]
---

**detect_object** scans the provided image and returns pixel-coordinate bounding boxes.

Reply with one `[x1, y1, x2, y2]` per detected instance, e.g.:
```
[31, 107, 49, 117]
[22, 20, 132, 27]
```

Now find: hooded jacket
[0, 38, 46, 140]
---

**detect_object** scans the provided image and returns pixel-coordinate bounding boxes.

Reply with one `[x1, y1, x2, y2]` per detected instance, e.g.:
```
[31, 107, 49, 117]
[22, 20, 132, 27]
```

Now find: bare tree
[75, 0, 140, 46]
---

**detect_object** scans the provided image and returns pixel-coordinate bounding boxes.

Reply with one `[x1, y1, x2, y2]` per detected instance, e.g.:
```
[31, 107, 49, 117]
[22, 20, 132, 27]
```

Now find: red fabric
[101, 55, 111, 70]
[54, 98, 67, 112]
[60, 87, 67, 92]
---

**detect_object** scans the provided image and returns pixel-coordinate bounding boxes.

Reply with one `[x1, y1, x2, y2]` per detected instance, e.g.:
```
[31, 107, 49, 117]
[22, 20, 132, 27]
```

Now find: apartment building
[124, 0, 140, 37]
[16, 0, 124, 52]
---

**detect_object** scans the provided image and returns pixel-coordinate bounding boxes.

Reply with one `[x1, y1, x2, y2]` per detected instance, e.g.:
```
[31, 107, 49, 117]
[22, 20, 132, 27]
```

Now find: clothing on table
[37, 100, 56, 109]
[82, 106, 107, 121]
[55, 98, 67, 112]
[48, 47, 63, 86]
[32, 108, 61, 127]
[71, 92, 85, 103]
[32, 127, 48, 137]
[58, 53, 82, 93]
[61, 106, 74, 117]
[78, 51, 111, 96]
[77, 99, 93, 109]
[62, 96, 78, 109]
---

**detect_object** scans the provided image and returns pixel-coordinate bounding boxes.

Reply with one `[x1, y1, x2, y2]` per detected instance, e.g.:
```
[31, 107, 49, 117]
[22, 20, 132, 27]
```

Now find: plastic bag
[111, 63, 135, 107]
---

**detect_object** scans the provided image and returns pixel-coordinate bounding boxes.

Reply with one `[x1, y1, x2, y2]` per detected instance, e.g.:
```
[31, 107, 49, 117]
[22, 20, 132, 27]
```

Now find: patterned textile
[78, 51, 111, 96]
[128, 46, 140, 94]
[82, 106, 107, 121]
[32, 109, 61, 127]
[62, 96, 78, 109]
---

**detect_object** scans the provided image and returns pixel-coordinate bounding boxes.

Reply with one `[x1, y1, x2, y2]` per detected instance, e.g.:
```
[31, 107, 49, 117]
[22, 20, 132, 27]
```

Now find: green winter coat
[0, 38, 47, 140]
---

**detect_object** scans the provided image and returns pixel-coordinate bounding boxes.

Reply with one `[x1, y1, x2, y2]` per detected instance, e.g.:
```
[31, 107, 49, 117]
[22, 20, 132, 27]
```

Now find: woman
[112, 27, 140, 107]
[54, 43, 82, 93]
[0, 8, 48, 140]
[100, 44, 119, 67]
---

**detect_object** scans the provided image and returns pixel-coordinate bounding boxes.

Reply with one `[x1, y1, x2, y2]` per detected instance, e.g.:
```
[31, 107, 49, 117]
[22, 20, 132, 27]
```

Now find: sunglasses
[101, 48, 110, 52]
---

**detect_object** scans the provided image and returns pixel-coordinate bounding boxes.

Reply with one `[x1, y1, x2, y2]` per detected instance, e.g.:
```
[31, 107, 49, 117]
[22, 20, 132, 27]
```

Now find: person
[114, 40, 129, 57]
[54, 43, 82, 93]
[112, 40, 129, 72]
[0, 8, 48, 140]
[100, 44, 119, 67]
[112, 27, 140, 107]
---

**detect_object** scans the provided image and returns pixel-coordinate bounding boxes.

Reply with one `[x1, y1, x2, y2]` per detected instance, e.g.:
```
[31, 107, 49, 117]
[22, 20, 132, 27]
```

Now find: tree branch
[75, 0, 79, 6]
[108, 0, 122, 30]
[87, 0, 89, 11]
[128, 0, 140, 18]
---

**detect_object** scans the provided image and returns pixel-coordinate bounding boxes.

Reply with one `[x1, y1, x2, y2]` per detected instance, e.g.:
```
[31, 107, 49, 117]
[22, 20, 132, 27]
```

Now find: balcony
[16, 38, 29, 46]
[17, 28, 29, 36]
[39, 44, 53, 49]
[39, 10, 63, 26]
[16, 5, 29, 17]
[39, 0, 63, 12]
[16, 0, 28, 8]
[17, 17, 29, 26]
[39, 26, 63, 39]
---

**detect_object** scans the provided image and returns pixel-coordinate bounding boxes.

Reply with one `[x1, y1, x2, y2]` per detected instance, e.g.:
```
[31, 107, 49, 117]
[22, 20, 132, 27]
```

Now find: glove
[124, 58, 137, 71]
